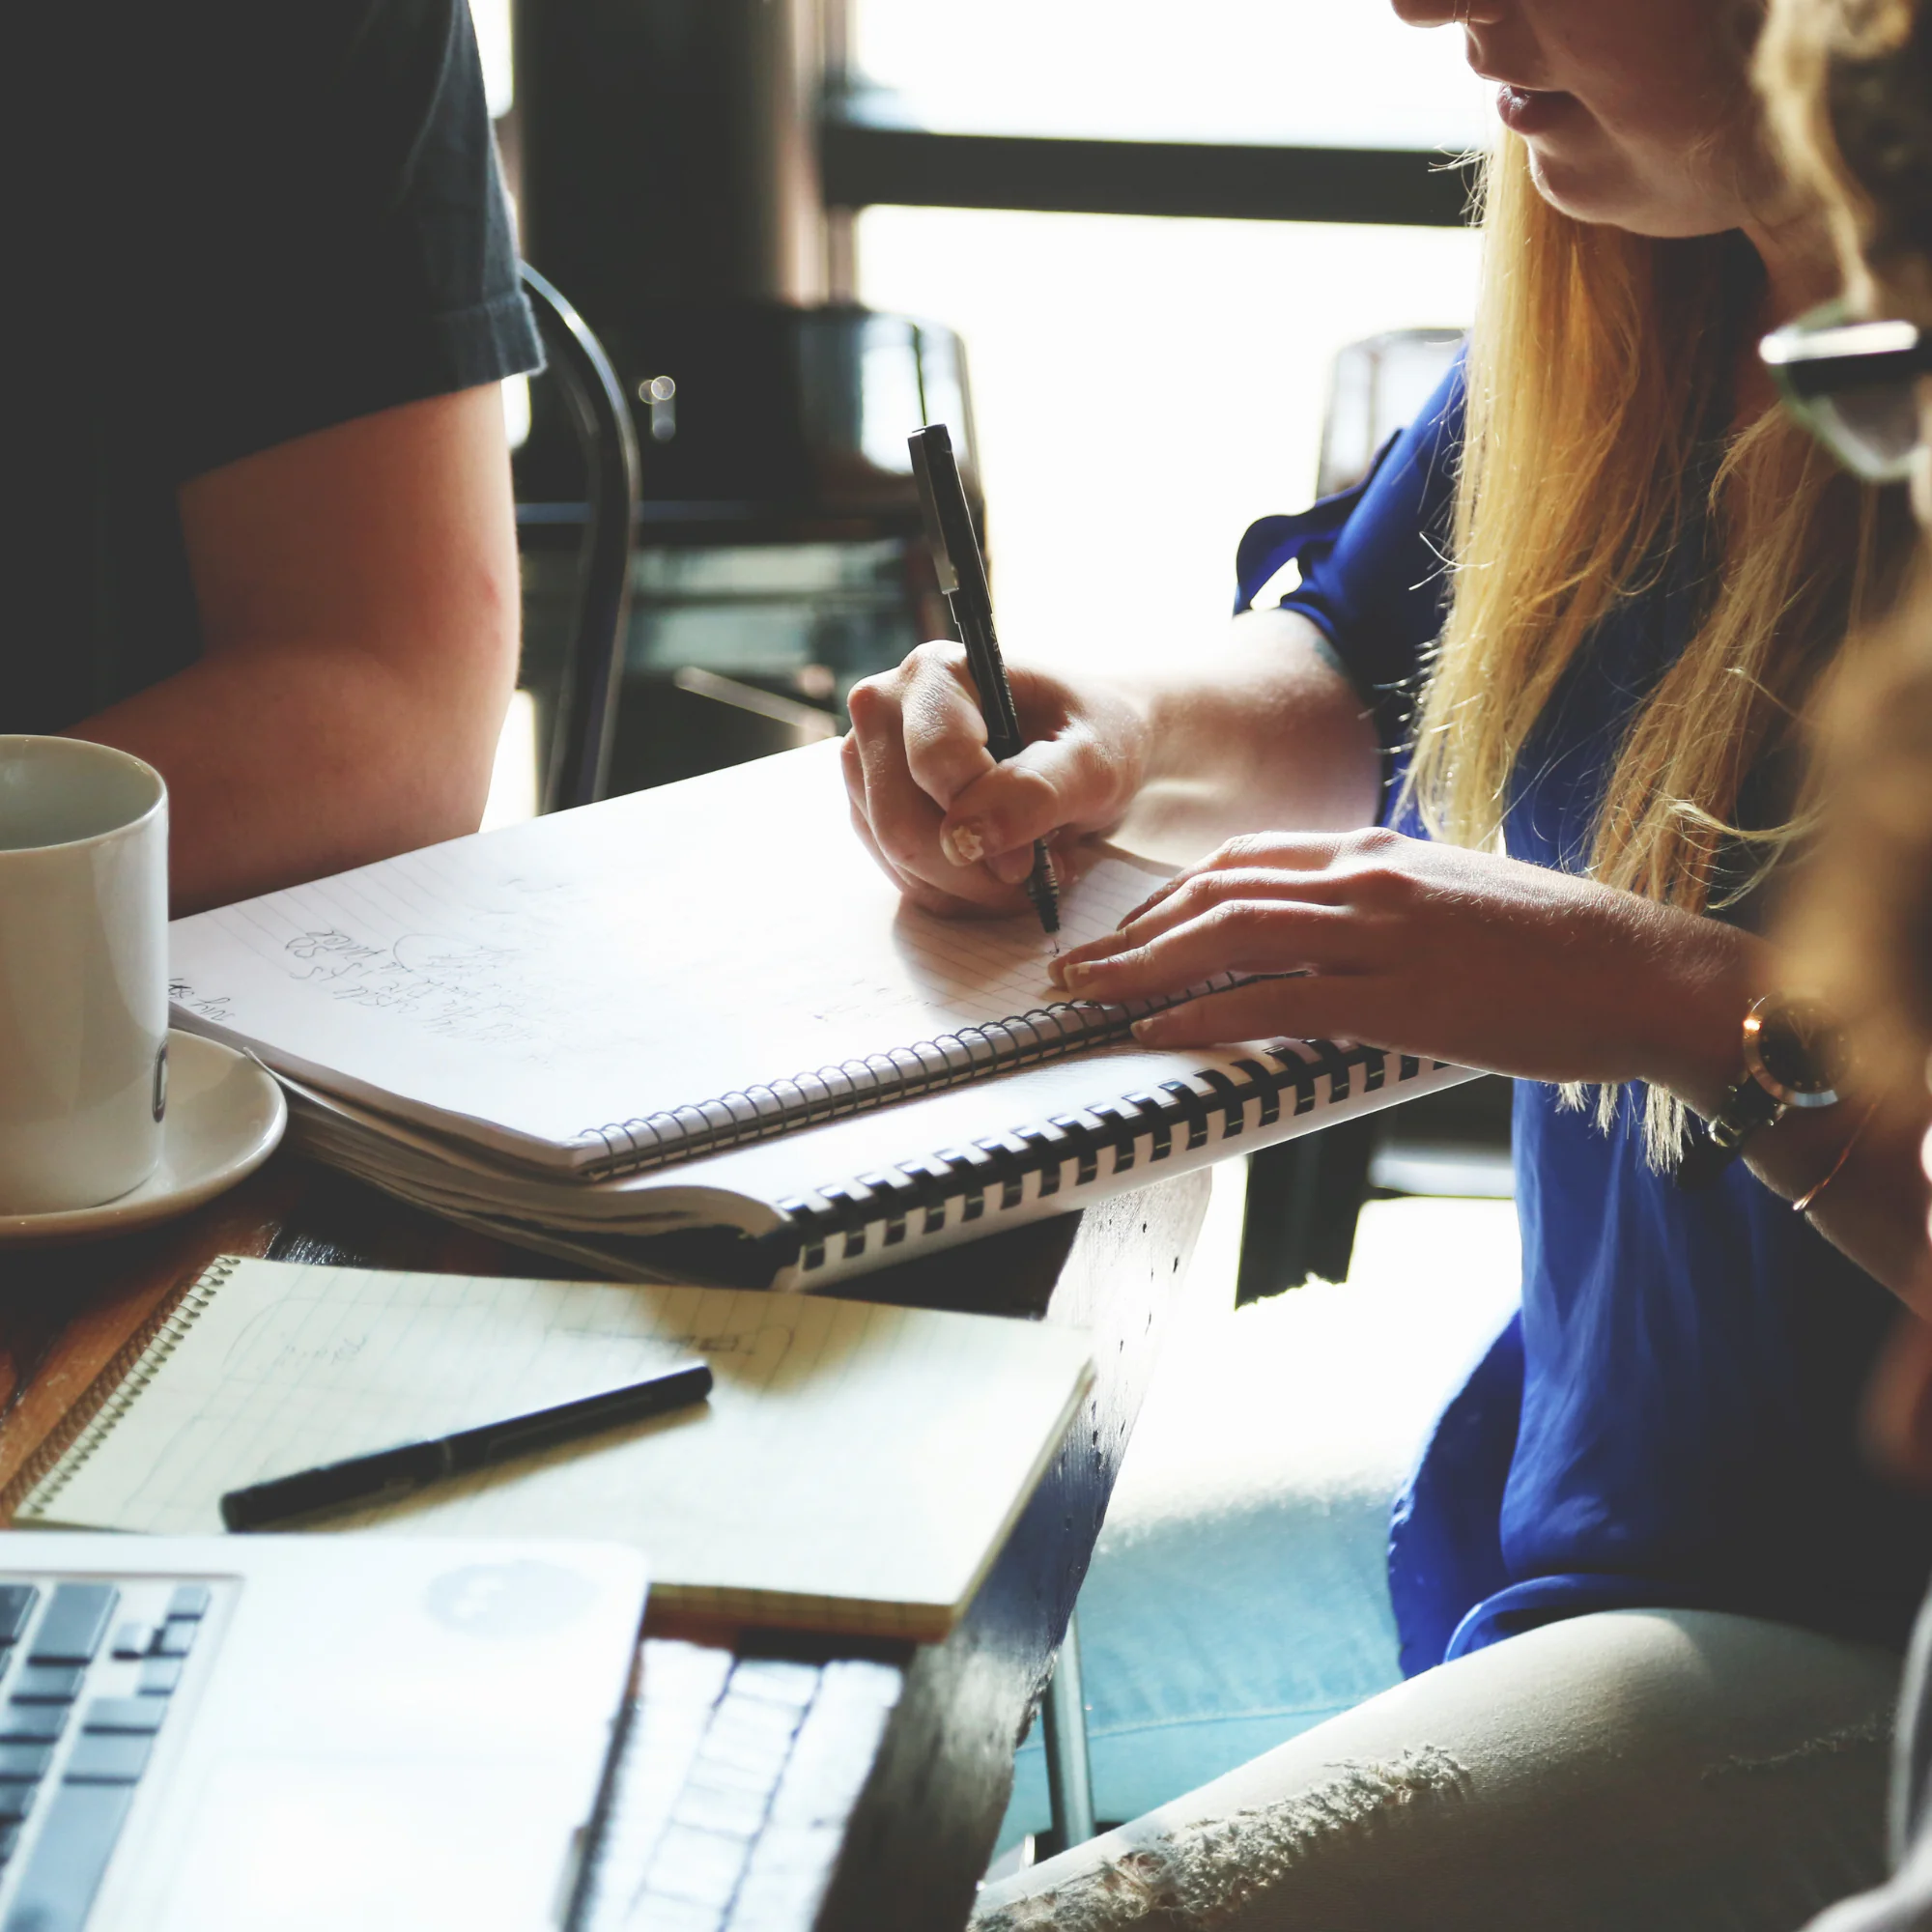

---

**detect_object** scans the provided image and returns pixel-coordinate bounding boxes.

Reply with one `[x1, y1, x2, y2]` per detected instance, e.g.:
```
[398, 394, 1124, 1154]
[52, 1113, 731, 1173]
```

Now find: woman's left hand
[1051, 828, 1756, 1102]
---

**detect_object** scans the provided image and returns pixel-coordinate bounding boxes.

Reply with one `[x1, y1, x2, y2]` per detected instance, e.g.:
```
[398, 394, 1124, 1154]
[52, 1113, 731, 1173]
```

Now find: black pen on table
[219, 1355, 712, 1531]
[907, 423, 1061, 938]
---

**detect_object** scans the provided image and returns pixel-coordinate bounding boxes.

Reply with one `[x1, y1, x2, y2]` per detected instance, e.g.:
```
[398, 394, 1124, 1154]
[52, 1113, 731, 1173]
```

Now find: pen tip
[1026, 840, 1062, 939]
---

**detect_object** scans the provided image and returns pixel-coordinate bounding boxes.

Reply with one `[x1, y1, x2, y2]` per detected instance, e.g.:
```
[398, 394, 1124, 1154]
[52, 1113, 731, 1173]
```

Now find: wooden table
[0, 1154, 1210, 1931]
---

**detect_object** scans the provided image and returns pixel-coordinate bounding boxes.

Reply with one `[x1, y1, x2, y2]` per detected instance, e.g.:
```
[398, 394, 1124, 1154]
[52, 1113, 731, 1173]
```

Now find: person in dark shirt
[7, 1, 541, 912]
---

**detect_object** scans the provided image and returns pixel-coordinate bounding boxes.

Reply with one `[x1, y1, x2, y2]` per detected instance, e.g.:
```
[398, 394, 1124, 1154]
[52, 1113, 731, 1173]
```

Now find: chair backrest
[1315, 328, 1464, 499]
[518, 265, 642, 813]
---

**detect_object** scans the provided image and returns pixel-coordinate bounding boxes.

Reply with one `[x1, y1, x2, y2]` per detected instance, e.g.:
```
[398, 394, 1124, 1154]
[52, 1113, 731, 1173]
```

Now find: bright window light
[857, 209, 1481, 669]
[482, 688, 540, 830]
[468, 0, 514, 121]
[501, 373, 530, 451]
[850, 0, 1492, 149]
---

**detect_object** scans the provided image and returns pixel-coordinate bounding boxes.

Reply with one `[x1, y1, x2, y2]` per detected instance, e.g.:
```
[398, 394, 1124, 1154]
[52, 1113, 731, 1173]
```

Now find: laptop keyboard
[0, 1577, 219, 1932]
[578, 1643, 901, 1932]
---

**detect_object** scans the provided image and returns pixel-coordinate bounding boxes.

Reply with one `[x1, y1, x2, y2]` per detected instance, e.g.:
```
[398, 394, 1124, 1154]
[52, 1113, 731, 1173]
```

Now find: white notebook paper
[170, 742, 1171, 1170]
[168, 743, 1475, 1289]
[14, 1257, 1095, 1640]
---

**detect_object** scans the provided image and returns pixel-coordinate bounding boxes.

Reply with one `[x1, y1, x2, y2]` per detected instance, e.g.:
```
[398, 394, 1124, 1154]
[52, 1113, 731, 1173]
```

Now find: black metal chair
[517, 265, 641, 813]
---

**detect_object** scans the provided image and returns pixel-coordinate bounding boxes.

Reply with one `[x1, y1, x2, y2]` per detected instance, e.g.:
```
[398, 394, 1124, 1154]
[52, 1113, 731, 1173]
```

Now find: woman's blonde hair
[1401, 132, 1897, 1163]
[1762, 0, 1932, 1085]
[1788, 557, 1932, 1085]
[1760, 0, 1932, 325]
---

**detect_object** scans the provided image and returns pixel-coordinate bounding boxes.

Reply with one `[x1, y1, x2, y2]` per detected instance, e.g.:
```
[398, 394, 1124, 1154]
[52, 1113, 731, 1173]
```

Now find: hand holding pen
[841, 642, 1146, 919]
[905, 425, 1059, 935]
[840, 423, 1150, 922]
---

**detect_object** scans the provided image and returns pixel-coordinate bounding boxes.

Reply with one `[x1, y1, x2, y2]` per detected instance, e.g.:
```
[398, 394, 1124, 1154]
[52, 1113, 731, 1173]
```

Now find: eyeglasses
[1759, 300, 1932, 483]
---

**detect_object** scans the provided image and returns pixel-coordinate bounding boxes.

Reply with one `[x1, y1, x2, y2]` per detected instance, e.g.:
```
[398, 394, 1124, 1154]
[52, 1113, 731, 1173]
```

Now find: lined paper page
[22, 1259, 1094, 1636]
[170, 742, 1166, 1165]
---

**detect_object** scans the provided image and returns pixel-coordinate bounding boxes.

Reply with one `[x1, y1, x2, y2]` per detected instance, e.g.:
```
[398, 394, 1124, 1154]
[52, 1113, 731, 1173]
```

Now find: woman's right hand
[841, 640, 1150, 918]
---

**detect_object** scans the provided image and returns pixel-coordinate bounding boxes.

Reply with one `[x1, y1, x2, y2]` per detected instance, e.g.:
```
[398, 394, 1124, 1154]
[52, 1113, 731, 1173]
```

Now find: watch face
[1745, 997, 1846, 1106]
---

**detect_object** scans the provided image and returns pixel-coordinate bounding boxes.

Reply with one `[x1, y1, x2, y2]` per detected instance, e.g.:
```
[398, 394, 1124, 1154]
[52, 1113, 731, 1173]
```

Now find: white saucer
[1, 1032, 287, 1246]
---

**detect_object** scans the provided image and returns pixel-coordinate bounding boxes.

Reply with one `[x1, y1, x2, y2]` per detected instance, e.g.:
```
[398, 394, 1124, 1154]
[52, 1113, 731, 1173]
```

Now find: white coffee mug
[0, 736, 169, 1215]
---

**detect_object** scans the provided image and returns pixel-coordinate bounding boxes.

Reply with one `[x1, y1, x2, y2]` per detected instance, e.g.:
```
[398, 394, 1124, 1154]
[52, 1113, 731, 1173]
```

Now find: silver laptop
[0, 1531, 647, 1932]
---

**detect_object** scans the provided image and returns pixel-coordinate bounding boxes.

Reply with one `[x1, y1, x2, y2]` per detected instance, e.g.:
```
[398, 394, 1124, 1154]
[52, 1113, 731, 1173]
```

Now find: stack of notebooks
[169, 742, 1472, 1290]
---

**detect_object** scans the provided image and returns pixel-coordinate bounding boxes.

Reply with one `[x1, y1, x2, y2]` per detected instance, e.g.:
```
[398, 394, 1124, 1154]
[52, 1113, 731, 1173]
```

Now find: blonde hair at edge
[1758, 0, 1932, 326]
[1401, 129, 1889, 1164]
[1759, 0, 1932, 1082]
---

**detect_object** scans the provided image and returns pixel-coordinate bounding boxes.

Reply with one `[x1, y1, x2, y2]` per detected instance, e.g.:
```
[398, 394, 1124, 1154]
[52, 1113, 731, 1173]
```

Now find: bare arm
[1048, 822, 1930, 1300]
[841, 605, 1379, 917]
[1744, 1102, 1930, 1305]
[1564, 914, 1930, 1299]
[68, 384, 520, 915]
[1661, 969, 1932, 1305]
[1118, 606, 1381, 863]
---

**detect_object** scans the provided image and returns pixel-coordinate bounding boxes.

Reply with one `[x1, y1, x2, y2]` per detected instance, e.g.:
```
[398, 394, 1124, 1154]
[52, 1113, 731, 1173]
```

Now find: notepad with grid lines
[168, 742, 1474, 1290]
[11, 1256, 1095, 1640]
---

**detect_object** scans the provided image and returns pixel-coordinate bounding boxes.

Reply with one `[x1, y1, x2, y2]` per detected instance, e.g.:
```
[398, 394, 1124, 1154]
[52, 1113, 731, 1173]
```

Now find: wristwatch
[1675, 994, 1846, 1191]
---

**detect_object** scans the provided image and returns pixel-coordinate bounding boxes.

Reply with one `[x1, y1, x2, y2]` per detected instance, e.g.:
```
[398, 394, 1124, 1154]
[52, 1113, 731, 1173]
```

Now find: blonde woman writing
[847, 0, 1932, 1925]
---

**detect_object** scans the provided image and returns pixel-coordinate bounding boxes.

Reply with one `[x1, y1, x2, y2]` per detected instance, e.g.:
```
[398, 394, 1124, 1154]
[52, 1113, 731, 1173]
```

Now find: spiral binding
[571, 988, 1219, 1181]
[773, 1037, 1439, 1276]
[15, 1255, 241, 1521]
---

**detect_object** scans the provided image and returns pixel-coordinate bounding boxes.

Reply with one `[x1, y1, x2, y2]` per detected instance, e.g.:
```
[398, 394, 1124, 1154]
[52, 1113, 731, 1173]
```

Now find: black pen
[219, 1356, 713, 1531]
[908, 423, 1061, 937]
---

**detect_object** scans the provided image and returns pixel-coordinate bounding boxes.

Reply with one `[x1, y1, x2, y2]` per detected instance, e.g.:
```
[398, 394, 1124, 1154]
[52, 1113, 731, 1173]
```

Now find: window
[850, 0, 1489, 150]
[845, 3, 1489, 663]
[858, 210, 1477, 663]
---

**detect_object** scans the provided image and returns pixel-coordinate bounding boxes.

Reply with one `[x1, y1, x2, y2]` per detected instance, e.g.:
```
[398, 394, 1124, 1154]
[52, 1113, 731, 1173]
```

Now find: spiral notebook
[9, 1256, 1096, 1641]
[170, 743, 1473, 1289]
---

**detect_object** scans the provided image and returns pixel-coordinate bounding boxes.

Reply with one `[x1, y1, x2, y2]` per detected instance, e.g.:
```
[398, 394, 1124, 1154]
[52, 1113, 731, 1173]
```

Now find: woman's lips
[1495, 85, 1577, 136]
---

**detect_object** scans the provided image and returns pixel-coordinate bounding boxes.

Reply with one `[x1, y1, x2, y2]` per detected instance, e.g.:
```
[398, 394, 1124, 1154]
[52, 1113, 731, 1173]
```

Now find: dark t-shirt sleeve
[1234, 357, 1465, 777]
[142, 0, 541, 482]
[6, 0, 543, 737]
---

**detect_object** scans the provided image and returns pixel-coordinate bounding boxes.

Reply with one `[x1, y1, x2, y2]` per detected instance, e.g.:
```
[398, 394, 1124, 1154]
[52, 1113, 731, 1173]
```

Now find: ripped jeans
[973, 1609, 1900, 1932]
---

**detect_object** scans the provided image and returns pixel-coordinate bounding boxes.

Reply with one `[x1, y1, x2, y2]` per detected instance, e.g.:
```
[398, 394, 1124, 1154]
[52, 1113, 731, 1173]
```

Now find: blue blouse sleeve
[1235, 355, 1465, 777]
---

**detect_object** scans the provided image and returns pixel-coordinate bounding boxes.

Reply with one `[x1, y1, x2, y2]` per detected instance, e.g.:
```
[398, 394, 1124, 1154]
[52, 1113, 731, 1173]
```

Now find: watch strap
[1676, 1077, 1784, 1191]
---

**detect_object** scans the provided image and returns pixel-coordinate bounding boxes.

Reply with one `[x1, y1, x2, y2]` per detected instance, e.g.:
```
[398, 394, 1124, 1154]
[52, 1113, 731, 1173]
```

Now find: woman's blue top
[1237, 361, 1932, 1672]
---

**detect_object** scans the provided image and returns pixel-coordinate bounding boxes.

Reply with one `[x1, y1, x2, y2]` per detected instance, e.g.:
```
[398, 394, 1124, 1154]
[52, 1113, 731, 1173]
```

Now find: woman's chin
[1522, 143, 1733, 239]
[1522, 146, 1626, 225]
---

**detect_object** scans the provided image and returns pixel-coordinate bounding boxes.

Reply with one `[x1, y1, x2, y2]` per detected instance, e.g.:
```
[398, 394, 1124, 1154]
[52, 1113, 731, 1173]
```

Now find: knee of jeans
[972, 1745, 1472, 1931]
